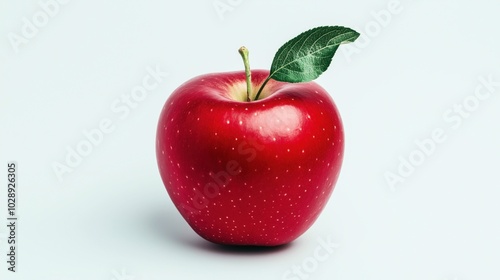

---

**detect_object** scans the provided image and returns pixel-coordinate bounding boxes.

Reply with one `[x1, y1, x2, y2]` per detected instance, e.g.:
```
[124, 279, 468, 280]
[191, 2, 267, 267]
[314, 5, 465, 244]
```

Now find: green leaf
[269, 26, 359, 83]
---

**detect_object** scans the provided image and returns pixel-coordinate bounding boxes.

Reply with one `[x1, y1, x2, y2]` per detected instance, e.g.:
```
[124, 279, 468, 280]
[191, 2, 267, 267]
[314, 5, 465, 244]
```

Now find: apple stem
[254, 76, 271, 101]
[238, 46, 252, 102]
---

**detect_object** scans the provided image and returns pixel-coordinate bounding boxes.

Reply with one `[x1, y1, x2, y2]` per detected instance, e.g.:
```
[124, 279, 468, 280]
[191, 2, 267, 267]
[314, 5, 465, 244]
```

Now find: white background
[1, 0, 500, 279]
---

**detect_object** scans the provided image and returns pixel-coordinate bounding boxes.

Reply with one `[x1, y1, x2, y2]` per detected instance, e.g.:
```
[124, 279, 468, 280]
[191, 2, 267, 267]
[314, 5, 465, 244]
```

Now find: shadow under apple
[148, 205, 294, 255]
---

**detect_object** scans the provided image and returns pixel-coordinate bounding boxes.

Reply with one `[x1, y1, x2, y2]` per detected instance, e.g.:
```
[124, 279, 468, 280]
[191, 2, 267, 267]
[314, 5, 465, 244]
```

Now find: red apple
[156, 69, 344, 246]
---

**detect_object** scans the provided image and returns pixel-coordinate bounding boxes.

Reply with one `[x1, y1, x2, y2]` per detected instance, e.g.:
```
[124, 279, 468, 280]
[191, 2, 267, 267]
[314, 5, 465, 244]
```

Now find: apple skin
[156, 70, 344, 246]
